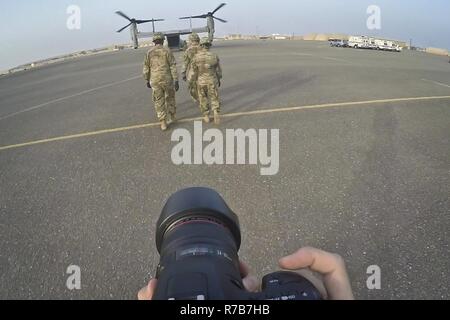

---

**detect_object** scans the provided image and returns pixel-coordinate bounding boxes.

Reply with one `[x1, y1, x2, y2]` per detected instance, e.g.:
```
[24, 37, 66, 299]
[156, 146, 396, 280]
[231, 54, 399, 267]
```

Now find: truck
[348, 36, 372, 49]
[374, 39, 393, 51]
[349, 35, 403, 52]
[374, 39, 402, 52]
[329, 39, 349, 47]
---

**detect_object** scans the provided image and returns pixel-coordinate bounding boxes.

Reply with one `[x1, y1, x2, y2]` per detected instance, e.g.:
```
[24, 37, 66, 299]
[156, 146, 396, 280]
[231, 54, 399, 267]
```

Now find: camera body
[153, 187, 322, 300]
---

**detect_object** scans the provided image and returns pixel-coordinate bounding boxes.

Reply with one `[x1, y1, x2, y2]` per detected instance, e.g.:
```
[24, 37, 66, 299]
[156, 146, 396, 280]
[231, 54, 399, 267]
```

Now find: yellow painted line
[1, 95, 450, 152]
[291, 53, 314, 56]
[322, 56, 352, 63]
[221, 95, 450, 118]
[421, 79, 450, 89]
[0, 122, 162, 151]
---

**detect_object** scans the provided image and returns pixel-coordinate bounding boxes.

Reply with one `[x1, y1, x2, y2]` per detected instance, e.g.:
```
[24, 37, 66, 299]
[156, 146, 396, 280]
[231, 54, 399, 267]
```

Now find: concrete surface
[0, 40, 449, 299]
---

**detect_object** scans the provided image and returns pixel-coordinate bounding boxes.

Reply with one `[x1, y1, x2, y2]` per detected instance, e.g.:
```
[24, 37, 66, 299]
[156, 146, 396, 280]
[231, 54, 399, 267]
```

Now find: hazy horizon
[1, 0, 449, 71]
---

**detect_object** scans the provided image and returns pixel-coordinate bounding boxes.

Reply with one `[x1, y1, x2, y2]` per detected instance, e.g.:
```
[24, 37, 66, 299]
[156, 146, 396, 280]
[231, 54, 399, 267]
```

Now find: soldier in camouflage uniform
[182, 33, 201, 103]
[143, 32, 179, 131]
[191, 38, 223, 125]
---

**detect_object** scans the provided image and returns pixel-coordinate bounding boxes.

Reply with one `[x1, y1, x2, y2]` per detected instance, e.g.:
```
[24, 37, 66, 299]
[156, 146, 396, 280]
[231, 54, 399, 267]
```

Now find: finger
[279, 247, 354, 300]
[137, 286, 149, 300]
[239, 261, 260, 293]
[243, 275, 259, 293]
[239, 261, 251, 278]
[137, 279, 158, 300]
[279, 247, 342, 272]
[148, 278, 158, 297]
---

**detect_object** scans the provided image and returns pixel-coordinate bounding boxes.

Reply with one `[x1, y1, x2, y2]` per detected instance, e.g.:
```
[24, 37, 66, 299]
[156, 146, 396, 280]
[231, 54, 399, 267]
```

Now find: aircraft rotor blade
[212, 3, 226, 15]
[115, 11, 131, 21]
[193, 14, 209, 19]
[137, 19, 165, 23]
[213, 16, 227, 23]
[136, 19, 156, 24]
[117, 23, 132, 33]
[181, 14, 208, 19]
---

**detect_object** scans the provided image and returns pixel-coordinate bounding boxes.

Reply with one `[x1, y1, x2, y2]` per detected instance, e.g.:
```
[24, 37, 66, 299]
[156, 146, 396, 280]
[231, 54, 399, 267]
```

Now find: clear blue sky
[1, 0, 449, 70]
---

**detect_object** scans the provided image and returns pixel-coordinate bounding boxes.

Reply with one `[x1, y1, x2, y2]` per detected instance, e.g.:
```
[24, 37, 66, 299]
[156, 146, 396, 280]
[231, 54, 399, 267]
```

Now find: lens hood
[156, 187, 241, 252]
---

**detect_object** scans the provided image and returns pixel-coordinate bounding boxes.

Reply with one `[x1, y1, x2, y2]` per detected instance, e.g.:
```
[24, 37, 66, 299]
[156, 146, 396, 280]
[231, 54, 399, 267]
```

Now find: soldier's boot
[203, 113, 211, 124]
[160, 120, 168, 131]
[167, 114, 176, 126]
[214, 111, 220, 125]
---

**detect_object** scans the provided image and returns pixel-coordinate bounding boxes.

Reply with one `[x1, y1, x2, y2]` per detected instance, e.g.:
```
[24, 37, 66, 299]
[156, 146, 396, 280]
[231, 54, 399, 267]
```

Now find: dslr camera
[153, 187, 322, 300]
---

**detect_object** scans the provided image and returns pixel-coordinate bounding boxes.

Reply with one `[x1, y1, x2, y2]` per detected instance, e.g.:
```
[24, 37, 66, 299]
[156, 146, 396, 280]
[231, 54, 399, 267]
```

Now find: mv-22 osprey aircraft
[115, 3, 227, 50]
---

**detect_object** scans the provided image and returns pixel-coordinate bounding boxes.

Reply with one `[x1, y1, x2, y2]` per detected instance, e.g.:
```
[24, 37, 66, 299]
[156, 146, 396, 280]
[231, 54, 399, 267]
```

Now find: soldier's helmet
[200, 37, 212, 47]
[153, 32, 165, 42]
[189, 33, 200, 43]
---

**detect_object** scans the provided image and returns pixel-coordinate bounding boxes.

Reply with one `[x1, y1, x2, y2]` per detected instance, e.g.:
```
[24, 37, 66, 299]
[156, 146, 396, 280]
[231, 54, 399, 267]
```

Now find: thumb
[138, 279, 158, 300]
[243, 275, 260, 293]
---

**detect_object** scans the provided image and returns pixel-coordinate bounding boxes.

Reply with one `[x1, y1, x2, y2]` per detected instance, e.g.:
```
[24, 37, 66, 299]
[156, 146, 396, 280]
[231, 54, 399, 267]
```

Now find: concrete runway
[0, 40, 449, 299]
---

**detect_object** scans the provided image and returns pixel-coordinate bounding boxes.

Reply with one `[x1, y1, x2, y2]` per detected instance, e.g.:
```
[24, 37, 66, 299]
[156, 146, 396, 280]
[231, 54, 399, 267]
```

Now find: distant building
[225, 34, 260, 40]
[426, 47, 449, 56]
[226, 34, 243, 40]
[303, 33, 349, 41]
[303, 33, 318, 41]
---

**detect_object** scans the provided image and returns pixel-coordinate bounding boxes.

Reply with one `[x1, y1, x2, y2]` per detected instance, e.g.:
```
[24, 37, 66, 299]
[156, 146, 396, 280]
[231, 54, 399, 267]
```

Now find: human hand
[138, 261, 259, 300]
[279, 247, 354, 300]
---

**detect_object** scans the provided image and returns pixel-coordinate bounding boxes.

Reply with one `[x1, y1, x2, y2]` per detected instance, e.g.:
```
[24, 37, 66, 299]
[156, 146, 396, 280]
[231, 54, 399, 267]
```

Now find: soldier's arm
[143, 52, 151, 82]
[216, 56, 223, 80]
[191, 58, 198, 81]
[168, 51, 179, 82]
[182, 49, 189, 74]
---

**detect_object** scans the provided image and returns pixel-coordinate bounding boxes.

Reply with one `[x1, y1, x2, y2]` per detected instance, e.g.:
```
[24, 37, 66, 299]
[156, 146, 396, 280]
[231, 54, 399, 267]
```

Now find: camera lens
[156, 187, 241, 253]
[153, 187, 243, 300]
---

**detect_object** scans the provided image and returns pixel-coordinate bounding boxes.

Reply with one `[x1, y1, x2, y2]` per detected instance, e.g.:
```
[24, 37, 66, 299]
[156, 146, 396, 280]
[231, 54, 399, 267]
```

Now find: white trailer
[374, 39, 393, 50]
[374, 39, 402, 52]
[348, 36, 374, 49]
[367, 37, 378, 50]
[348, 36, 366, 48]
[350, 35, 403, 52]
[375, 39, 387, 50]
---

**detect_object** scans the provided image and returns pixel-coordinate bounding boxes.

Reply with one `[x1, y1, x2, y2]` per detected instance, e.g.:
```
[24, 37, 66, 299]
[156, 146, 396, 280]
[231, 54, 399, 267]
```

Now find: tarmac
[0, 40, 449, 299]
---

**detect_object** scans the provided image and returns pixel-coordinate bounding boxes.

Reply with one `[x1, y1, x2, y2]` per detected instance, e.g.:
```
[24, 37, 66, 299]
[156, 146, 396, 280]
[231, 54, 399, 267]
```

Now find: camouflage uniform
[191, 39, 223, 118]
[143, 34, 179, 122]
[182, 33, 201, 102]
